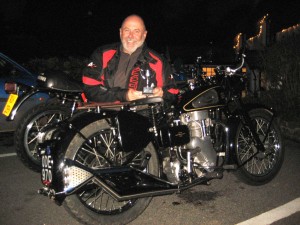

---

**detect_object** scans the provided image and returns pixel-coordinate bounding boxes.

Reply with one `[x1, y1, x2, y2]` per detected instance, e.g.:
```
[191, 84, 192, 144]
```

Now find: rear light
[5, 82, 18, 94]
[38, 97, 45, 102]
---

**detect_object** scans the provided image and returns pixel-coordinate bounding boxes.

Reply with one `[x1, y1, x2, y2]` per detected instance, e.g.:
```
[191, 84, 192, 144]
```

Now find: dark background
[0, 0, 299, 63]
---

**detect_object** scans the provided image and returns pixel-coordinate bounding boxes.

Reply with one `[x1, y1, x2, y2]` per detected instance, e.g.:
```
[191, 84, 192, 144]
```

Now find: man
[82, 14, 179, 103]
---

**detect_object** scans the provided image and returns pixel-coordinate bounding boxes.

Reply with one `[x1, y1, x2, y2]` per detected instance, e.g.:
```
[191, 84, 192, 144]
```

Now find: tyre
[14, 103, 72, 172]
[63, 118, 159, 225]
[235, 108, 284, 185]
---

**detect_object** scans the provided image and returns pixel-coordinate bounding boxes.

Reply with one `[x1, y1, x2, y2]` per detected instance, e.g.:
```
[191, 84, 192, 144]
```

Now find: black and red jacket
[82, 43, 179, 102]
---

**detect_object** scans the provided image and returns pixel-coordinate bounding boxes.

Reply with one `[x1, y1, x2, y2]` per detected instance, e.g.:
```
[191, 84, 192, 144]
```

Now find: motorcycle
[35, 54, 283, 225]
[4, 70, 85, 172]
[5, 55, 209, 172]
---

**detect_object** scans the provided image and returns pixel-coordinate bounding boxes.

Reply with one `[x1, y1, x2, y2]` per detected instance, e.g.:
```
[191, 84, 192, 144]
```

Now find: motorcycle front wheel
[14, 103, 72, 172]
[63, 118, 159, 225]
[235, 108, 284, 185]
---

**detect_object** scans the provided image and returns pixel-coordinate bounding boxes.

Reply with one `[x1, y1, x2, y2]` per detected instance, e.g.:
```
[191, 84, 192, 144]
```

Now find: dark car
[0, 52, 48, 133]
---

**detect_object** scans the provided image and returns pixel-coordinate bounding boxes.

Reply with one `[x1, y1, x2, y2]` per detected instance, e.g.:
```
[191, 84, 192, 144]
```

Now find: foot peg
[140, 152, 151, 169]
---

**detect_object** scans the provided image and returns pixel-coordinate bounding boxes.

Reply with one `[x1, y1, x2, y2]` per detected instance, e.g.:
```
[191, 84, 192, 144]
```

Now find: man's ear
[143, 30, 148, 39]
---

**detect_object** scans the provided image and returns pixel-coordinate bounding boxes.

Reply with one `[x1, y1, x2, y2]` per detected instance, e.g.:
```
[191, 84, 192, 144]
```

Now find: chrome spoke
[25, 112, 68, 161]
[75, 128, 139, 214]
[237, 117, 280, 176]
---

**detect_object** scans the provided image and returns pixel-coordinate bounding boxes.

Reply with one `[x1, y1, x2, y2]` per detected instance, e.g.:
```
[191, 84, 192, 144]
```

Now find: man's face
[120, 16, 147, 54]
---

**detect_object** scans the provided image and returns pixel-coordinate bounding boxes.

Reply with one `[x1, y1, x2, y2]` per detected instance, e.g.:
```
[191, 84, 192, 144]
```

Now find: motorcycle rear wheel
[63, 118, 159, 225]
[14, 103, 72, 172]
[235, 108, 284, 185]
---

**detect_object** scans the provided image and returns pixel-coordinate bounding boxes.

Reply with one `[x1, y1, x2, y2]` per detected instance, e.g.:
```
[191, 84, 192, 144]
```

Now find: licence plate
[41, 146, 53, 186]
[2, 94, 18, 116]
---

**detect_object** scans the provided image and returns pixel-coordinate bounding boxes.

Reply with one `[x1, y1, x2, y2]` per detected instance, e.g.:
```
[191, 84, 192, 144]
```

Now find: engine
[163, 110, 218, 183]
[180, 110, 217, 163]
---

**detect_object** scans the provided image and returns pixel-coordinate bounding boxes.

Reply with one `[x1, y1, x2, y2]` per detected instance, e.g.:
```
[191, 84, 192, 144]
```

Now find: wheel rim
[237, 118, 281, 176]
[72, 129, 144, 215]
[24, 110, 69, 163]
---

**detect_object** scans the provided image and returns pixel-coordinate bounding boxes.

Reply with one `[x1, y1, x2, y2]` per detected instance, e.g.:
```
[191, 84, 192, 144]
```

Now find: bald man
[82, 14, 179, 102]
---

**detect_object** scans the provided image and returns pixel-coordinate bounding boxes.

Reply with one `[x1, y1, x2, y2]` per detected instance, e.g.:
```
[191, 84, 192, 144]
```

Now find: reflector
[4, 82, 17, 94]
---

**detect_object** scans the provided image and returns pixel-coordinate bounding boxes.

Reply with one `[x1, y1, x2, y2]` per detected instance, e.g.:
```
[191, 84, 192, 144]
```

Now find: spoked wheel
[235, 108, 284, 185]
[63, 118, 159, 225]
[15, 103, 72, 172]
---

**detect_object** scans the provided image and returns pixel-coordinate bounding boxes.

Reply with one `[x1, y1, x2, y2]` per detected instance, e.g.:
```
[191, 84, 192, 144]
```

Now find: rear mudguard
[39, 111, 114, 202]
[39, 110, 153, 198]
[8, 75, 83, 121]
[225, 103, 275, 165]
[7, 86, 64, 121]
[8, 86, 41, 120]
[65, 110, 153, 153]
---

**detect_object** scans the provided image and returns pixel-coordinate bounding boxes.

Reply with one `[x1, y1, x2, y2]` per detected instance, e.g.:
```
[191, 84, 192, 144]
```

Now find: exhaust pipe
[60, 159, 222, 201]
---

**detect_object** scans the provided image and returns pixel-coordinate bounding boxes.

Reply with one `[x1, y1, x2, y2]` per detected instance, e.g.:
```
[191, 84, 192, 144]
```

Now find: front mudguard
[226, 103, 275, 165]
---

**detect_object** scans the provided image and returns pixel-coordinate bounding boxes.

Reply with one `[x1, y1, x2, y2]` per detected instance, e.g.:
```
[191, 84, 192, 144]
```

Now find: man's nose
[128, 31, 134, 38]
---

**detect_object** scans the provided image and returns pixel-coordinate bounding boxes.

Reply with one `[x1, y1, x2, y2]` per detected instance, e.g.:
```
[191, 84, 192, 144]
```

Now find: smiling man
[120, 15, 147, 55]
[82, 14, 178, 103]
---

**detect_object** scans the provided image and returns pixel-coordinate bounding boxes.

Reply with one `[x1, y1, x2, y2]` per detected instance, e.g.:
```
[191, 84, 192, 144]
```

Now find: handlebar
[225, 54, 246, 76]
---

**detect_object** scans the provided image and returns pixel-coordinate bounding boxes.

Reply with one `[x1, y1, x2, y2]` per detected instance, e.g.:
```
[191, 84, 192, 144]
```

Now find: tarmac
[280, 119, 300, 143]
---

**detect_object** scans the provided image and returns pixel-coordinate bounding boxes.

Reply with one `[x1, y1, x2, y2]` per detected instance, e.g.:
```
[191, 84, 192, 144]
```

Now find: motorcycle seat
[130, 97, 164, 106]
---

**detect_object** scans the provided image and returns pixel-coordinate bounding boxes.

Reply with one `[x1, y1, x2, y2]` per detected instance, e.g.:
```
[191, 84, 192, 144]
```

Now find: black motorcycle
[4, 71, 85, 171]
[36, 55, 284, 225]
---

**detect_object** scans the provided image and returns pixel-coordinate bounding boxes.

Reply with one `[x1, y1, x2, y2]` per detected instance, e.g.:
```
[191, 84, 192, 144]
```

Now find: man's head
[120, 15, 147, 55]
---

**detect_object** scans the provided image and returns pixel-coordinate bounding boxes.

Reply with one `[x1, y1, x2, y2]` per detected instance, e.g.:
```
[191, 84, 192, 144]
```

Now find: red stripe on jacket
[149, 52, 179, 95]
[168, 88, 179, 94]
[149, 52, 163, 87]
[103, 50, 116, 68]
[83, 50, 117, 86]
[82, 76, 104, 85]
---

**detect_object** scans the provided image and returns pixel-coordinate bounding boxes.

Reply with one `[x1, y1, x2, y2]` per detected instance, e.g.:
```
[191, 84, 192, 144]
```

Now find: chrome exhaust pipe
[60, 159, 222, 201]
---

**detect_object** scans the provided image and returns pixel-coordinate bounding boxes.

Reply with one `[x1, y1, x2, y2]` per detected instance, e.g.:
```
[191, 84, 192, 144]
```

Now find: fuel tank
[177, 85, 226, 112]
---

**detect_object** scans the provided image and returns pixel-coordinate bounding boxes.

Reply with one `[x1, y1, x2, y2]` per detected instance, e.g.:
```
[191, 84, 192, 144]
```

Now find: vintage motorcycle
[35, 55, 283, 225]
[4, 71, 85, 171]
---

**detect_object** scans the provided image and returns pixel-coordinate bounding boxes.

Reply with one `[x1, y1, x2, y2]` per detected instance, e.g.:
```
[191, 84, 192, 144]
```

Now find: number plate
[2, 94, 18, 116]
[41, 146, 53, 186]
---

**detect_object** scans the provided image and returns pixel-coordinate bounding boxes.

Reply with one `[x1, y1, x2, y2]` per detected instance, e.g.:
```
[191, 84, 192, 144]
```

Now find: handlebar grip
[225, 54, 246, 76]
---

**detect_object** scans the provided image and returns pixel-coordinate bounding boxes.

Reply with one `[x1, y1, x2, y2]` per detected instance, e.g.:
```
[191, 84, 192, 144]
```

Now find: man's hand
[152, 87, 163, 97]
[126, 87, 164, 101]
[126, 89, 146, 101]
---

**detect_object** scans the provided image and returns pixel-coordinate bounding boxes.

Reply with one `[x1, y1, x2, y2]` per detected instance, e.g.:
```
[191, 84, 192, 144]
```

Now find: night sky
[1, 0, 299, 63]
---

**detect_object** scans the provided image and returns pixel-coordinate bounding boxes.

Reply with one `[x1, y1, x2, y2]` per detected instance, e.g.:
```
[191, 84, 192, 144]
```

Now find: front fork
[238, 107, 274, 167]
